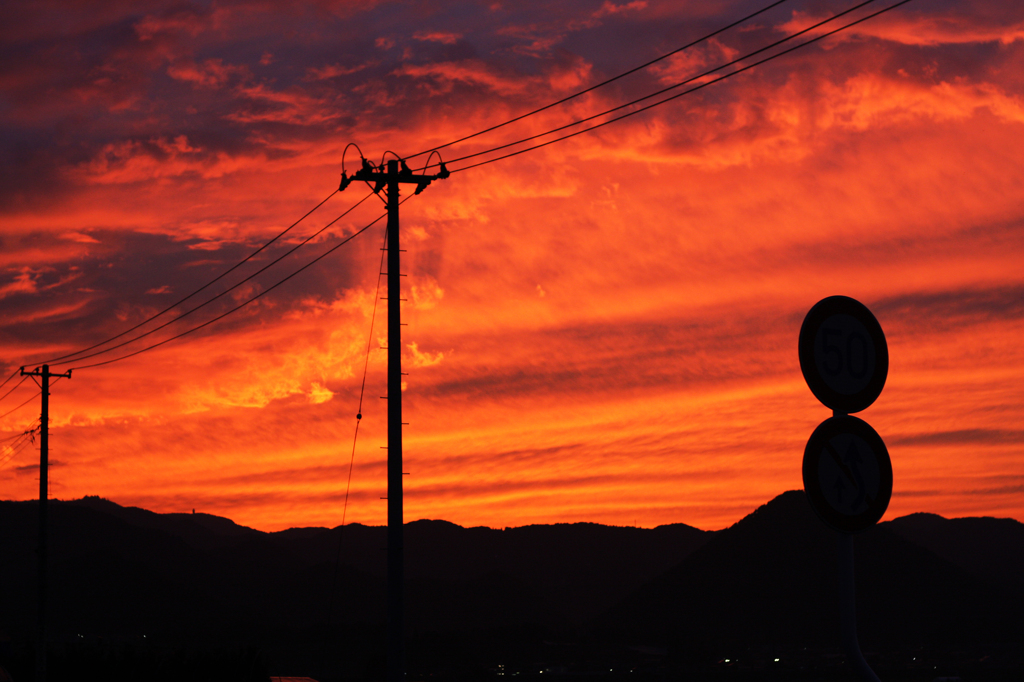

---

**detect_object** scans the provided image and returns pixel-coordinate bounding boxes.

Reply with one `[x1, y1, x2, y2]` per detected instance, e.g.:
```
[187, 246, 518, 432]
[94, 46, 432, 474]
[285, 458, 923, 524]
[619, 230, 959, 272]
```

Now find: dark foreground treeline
[1, 491, 1022, 681]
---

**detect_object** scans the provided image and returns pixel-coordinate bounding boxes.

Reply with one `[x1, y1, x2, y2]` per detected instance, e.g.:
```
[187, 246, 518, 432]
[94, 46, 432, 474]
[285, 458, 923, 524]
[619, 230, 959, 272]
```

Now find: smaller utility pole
[21, 364, 71, 682]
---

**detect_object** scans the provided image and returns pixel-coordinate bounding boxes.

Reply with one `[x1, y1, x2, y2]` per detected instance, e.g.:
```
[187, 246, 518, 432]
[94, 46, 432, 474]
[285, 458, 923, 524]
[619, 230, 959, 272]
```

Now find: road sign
[803, 415, 892, 533]
[799, 295, 888, 414]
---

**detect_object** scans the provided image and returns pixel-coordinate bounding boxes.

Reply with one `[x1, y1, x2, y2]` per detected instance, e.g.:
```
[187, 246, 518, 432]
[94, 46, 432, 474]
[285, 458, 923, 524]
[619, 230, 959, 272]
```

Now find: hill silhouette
[0, 497, 708, 679]
[885, 511, 1024, 597]
[1, 492, 1021, 680]
[597, 491, 1023, 674]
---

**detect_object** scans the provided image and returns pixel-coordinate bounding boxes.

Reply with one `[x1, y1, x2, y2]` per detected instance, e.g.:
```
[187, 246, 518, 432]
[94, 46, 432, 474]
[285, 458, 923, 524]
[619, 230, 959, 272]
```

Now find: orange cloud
[413, 31, 463, 45]
[594, 1, 648, 19]
[781, 9, 1024, 47]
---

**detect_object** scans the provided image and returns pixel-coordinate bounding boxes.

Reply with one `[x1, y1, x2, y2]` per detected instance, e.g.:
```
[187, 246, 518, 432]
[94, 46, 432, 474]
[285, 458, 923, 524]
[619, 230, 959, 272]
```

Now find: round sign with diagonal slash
[799, 296, 888, 414]
[803, 415, 892, 533]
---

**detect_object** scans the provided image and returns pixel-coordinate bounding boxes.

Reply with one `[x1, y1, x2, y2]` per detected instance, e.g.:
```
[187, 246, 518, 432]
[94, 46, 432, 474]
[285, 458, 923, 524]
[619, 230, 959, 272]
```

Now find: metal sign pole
[837, 532, 881, 682]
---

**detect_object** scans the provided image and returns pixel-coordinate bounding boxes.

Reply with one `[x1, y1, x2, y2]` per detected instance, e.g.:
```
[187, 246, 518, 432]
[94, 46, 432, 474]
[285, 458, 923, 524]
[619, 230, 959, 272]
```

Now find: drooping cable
[317, 222, 391, 680]
[355, 228, 390, 421]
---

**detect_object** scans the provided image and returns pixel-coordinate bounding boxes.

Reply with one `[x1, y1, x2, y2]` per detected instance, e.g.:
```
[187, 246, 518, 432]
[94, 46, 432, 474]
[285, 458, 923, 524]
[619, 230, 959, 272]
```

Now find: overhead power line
[448, 0, 912, 173]
[0, 369, 19, 393]
[9, 1, 914, 376]
[50, 193, 373, 368]
[0, 434, 37, 469]
[0, 375, 30, 404]
[38, 189, 340, 367]
[1, 420, 39, 444]
[405, 0, 794, 160]
[70, 206, 395, 371]
[0, 391, 41, 420]
[444, 0, 883, 169]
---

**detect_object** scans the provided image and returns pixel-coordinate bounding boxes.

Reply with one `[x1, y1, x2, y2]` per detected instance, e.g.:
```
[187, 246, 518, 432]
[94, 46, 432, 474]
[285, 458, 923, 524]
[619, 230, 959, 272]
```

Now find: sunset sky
[1, 0, 1022, 532]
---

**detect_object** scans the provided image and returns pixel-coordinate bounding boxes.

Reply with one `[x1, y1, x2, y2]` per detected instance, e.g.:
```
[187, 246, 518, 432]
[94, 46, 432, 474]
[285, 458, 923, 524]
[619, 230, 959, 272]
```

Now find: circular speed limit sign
[799, 296, 888, 414]
[803, 415, 892, 533]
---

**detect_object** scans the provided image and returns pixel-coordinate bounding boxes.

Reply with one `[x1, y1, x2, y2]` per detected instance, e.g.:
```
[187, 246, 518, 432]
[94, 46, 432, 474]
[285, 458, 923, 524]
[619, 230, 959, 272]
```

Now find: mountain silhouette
[885, 511, 1024, 597]
[0, 497, 708, 679]
[596, 491, 1023, 678]
[1, 492, 1021, 680]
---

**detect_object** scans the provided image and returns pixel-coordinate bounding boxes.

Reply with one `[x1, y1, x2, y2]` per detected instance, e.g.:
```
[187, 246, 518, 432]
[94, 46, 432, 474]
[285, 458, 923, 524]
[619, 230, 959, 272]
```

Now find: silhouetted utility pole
[342, 156, 448, 682]
[21, 364, 71, 682]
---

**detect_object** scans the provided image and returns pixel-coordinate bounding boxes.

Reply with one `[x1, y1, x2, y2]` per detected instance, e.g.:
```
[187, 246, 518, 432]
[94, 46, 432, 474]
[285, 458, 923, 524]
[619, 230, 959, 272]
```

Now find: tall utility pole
[344, 156, 448, 682]
[21, 364, 72, 682]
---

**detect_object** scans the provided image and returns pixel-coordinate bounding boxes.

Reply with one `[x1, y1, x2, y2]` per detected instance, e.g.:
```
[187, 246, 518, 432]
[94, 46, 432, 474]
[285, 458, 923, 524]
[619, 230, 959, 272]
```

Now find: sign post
[799, 296, 890, 682]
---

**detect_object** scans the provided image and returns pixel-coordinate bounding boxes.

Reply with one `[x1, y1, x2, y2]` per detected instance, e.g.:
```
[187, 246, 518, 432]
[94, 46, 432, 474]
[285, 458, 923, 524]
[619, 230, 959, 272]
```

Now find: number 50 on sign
[798, 295, 888, 415]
